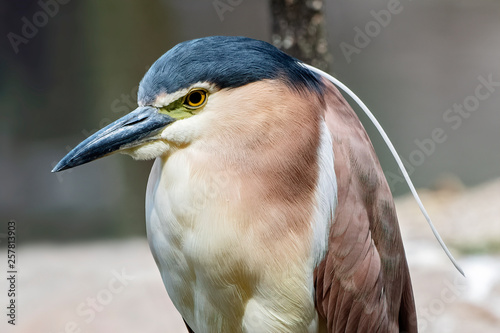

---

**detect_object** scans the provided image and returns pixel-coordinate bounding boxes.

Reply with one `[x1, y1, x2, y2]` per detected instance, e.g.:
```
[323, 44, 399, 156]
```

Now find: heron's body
[53, 36, 419, 332]
[145, 77, 415, 332]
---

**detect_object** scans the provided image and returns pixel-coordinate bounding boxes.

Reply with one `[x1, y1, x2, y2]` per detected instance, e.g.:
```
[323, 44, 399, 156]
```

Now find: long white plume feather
[303, 63, 465, 277]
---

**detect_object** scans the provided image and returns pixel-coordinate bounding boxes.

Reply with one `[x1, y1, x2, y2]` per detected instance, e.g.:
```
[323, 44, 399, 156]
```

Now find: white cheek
[161, 115, 207, 145]
[121, 141, 171, 160]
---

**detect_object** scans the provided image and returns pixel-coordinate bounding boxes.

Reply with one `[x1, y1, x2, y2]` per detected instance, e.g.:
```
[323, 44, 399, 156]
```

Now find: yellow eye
[184, 90, 207, 108]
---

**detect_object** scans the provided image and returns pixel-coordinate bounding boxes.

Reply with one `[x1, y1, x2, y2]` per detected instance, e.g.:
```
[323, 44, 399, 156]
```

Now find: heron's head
[52, 36, 323, 172]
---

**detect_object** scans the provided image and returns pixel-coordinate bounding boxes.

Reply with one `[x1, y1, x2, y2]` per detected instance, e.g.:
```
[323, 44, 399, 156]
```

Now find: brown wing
[314, 79, 417, 333]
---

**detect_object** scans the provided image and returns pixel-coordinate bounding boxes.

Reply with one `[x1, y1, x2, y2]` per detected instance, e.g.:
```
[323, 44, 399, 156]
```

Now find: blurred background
[0, 0, 499, 332]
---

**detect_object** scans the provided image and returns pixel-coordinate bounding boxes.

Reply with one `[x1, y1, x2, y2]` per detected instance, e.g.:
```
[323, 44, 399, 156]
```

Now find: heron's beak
[52, 106, 175, 172]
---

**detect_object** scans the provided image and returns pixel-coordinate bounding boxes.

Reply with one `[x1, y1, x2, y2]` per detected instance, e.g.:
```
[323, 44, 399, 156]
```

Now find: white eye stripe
[152, 82, 218, 108]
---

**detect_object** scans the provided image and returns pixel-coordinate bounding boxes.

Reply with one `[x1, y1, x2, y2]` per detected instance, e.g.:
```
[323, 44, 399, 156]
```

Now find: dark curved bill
[52, 106, 175, 172]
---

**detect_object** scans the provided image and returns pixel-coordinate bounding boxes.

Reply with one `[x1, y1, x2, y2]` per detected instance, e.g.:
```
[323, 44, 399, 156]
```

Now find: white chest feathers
[145, 125, 335, 332]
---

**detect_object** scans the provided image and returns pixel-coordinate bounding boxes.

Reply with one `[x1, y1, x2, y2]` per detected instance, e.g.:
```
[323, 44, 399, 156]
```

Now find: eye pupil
[189, 92, 202, 105]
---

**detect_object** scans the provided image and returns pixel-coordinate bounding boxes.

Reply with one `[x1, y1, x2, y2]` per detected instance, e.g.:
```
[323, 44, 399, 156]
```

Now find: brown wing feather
[314, 79, 417, 333]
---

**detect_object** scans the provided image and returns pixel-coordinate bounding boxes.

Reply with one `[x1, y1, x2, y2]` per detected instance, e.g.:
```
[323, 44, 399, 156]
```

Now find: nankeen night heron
[53, 36, 462, 332]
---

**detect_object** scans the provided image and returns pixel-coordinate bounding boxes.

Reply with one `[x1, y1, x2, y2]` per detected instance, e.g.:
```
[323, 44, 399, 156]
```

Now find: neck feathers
[186, 79, 327, 257]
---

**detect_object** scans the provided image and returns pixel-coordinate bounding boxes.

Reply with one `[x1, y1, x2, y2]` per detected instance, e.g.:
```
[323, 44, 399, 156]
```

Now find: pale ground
[1, 179, 499, 333]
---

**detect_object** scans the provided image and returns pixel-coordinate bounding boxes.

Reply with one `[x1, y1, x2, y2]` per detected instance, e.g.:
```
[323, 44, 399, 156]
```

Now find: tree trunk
[270, 0, 332, 71]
